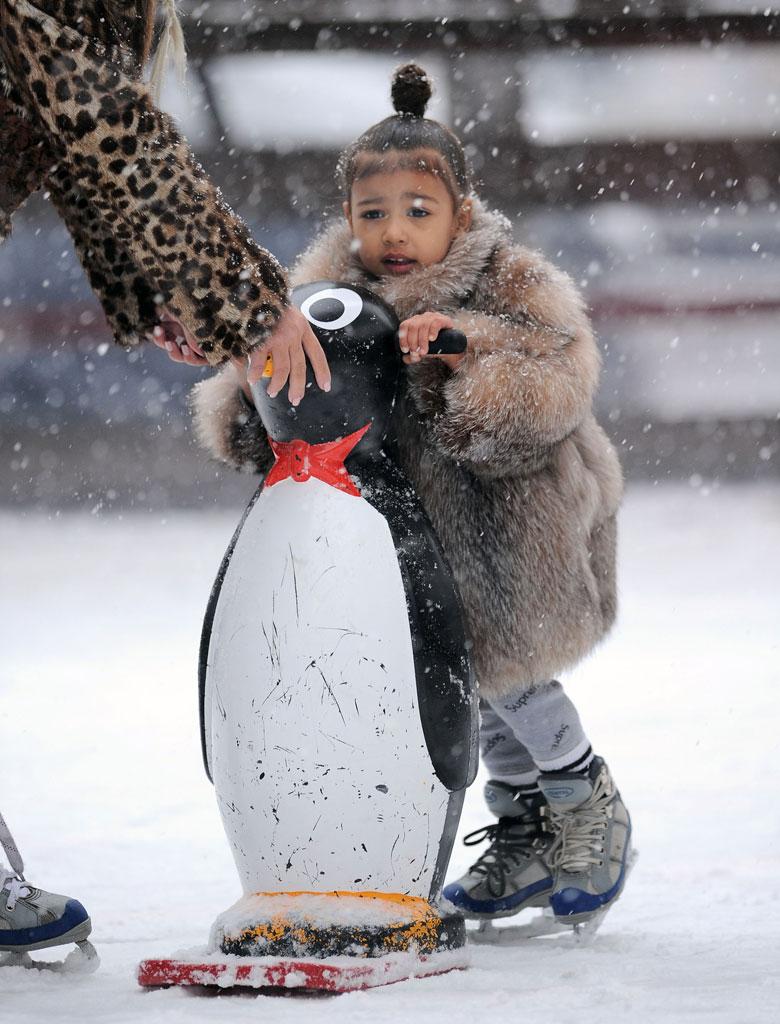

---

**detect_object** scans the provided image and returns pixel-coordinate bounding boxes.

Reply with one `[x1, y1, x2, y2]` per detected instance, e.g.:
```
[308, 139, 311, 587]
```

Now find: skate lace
[463, 817, 543, 899]
[1, 873, 31, 912]
[546, 773, 612, 873]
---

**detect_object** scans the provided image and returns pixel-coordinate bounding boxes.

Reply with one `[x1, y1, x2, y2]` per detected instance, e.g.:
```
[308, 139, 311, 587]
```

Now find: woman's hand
[149, 308, 209, 366]
[149, 305, 331, 406]
[398, 312, 465, 371]
[246, 305, 331, 407]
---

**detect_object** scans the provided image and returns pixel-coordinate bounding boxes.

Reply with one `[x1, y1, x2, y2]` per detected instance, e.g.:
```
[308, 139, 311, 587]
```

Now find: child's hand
[246, 306, 331, 407]
[398, 312, 465, 371]
[149, 309, 209, 367]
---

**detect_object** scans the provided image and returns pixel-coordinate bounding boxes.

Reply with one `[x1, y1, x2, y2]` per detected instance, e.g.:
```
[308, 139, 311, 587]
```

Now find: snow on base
[210, 891, 441, 948]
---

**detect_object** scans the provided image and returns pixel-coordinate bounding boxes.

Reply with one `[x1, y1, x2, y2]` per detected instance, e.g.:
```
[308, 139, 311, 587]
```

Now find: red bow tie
[265, 423, 371, 497]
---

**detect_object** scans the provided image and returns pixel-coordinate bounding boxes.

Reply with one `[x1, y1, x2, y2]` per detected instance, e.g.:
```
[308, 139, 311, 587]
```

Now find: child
[166, 64, 631, 926]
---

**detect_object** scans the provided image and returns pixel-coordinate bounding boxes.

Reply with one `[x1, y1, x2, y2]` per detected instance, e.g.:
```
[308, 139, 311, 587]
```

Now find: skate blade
[467, 909, 571, 945]
[0, 939, 99, 974]
[138, 947, 468, 993]
[571, 910, 608, 944]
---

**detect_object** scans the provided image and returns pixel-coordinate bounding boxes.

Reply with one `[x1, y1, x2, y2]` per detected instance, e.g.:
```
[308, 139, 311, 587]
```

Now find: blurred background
[1, 0, 778, 509]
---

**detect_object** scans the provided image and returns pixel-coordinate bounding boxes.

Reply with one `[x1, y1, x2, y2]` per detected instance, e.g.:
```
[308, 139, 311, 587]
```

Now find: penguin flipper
[198, 479, 267, 782]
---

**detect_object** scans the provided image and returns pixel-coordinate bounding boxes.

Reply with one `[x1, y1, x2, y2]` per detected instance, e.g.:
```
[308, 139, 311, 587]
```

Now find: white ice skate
[540, 756, 637, 941]
[461, 762, 638, 947]
[0, 811, 98, 973]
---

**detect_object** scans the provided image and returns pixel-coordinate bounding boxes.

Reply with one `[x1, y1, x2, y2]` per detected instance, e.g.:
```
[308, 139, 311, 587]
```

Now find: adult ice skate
[0, 811, 97, 972]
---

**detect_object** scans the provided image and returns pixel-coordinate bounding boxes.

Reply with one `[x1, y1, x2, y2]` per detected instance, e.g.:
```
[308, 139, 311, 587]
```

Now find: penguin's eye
[300, 288, 363, 331]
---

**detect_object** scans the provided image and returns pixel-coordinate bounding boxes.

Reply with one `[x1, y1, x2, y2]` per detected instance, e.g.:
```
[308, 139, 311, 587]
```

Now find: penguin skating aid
[138, 283, 478, 992]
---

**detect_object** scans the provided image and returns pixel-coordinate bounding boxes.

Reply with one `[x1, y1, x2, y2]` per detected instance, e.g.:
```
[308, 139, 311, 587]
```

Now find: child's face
[343, 158, 472, 279]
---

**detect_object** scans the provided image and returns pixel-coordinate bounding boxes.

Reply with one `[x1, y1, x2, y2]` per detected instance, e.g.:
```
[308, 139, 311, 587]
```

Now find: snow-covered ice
[1, 482, 778, 1022]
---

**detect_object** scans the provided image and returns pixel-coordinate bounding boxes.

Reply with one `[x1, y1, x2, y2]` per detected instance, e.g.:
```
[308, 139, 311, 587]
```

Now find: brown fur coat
[191, 200, 623, 698]
[0, 0, 287, 361]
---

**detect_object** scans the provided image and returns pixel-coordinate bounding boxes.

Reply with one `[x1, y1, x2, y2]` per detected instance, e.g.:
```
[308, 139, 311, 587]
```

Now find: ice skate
[0, 811, 97, 973]
[442, 781, 553, 920]
[467, 905, 574, 945]
[539, 757, 634, 934]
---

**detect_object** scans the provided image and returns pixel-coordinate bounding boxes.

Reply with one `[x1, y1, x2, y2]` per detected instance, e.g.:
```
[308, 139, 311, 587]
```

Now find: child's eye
[360, 210, 384, 220]
[408, 207, 430, 218]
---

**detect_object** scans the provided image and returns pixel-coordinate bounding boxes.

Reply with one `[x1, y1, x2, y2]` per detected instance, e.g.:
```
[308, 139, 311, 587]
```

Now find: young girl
[160, 64, 631, 926]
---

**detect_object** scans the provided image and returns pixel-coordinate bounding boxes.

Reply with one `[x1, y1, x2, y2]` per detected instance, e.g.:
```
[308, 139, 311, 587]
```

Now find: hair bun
[391, 63, 432, 118]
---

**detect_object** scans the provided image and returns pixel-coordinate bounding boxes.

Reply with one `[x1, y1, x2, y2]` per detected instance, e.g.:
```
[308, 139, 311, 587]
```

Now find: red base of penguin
[137, 892, 468, 993]
[137, 949, 467, 992]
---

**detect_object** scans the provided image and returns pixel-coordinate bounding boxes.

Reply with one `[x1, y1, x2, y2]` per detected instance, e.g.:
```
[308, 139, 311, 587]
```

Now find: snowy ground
[1, 482, 779, 1023]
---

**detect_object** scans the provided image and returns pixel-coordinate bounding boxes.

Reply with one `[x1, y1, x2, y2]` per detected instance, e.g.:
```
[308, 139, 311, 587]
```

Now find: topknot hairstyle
[391, 63, 433, 118]
[338, 63, 471, 206]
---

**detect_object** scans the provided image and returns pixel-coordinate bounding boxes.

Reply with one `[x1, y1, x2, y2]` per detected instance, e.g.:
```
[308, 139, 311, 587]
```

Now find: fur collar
[290, 198, 512, 320]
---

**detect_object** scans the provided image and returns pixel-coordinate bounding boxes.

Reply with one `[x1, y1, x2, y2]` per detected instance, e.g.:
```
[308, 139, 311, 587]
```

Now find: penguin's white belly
[207, 477, 449, 896]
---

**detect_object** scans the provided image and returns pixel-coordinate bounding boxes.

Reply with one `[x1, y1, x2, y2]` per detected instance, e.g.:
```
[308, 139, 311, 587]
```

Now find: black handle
[417, 328, 468, 356]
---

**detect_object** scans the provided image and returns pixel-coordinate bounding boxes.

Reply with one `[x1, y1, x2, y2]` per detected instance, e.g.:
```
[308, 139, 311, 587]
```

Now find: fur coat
[0, 0, 287, 362]
[191, 200, 624, 698]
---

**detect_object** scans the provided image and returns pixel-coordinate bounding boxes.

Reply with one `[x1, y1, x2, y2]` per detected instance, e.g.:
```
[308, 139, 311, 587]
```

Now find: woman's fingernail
[323, 381, 331, 392]
[165, 341, 174, 351]
[181, 345, 189, 356]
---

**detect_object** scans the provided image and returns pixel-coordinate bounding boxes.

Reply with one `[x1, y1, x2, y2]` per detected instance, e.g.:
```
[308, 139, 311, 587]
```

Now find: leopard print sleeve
[0, 0, 288, 363]
[48, 164, 163, 345]
[0, 91, 53, 240]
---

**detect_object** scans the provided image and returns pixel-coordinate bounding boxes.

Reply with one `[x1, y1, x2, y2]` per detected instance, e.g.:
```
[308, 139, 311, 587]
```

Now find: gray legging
[479, 680, 592, 784]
